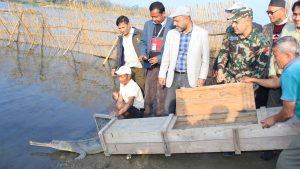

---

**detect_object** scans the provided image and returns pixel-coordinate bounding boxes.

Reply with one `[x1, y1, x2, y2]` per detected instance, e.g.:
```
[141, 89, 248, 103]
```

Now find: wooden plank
[167, 115, 177, 130]
[174, 115, 257, 129]
[260, 107, 268, 120]
[175, 110, 257, 128]
[106, 116, 168, 133]
[104, 130, 162, 143]
[176, 83, 256, 116]
[170, 124, 300, 142]
[232, 128, 241, 155]
[106, 142, 166, 154]
[177, 111, 257, 121]
[160, 114, 175, 156]
[105, 135, 297, 155]
[99, 117, 117, 156]
[104, 116, 171, 143]
[168, 136, 296, 153]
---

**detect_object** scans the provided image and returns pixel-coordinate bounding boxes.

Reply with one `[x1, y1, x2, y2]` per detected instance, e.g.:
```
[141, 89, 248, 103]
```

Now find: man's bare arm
[117, 96, 135, 116]
[261, 100, 295, 128]
[241, 75, 280, 88]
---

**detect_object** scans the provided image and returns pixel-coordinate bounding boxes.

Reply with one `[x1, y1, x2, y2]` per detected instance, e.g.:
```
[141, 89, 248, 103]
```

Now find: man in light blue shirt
[261, 36, 300, 169]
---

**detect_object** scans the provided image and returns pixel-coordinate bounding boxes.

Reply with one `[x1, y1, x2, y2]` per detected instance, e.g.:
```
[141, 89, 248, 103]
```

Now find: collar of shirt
[283, 57, 300, 72]
[275, 17, 288, 26]
[123, 27, 134, 38]
[238, 28, 255, 41]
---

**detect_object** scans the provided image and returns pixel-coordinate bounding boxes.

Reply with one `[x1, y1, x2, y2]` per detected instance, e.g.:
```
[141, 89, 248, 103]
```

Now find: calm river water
[0, 44, 278, 169]
[0, 44, 116, 169]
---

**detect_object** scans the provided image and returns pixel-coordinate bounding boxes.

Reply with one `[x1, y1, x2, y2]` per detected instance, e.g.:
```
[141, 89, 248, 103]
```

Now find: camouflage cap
[227, 7, 253, 21]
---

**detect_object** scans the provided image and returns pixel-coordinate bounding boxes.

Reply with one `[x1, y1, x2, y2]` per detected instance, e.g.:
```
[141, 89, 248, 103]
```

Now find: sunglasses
[266, 8, 282, 15]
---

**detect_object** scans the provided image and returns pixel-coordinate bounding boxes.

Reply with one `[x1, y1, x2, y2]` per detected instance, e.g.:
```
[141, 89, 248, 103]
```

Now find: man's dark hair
[116, 15, 129, 26]
[149, 1, 165, 13]
[292, 0, 300, 12]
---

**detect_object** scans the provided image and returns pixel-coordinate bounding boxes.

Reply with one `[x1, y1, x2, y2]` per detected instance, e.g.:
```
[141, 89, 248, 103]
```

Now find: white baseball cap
[170, 6, 191, 18]
[225, 2, 247, 13]
[115, 66, 131, 75]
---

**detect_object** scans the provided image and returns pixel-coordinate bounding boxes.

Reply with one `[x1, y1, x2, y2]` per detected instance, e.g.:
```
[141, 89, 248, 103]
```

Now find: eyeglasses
[266, 8, 282, 15]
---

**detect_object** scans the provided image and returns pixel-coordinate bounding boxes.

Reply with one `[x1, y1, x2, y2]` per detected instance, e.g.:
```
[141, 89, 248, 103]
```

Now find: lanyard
[154, 25, 165, 38]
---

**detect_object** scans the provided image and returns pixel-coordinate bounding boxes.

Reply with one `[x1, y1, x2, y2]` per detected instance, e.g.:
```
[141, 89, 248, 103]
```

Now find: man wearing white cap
[112, 66, 144, 119]
[159, 6, 209, 114]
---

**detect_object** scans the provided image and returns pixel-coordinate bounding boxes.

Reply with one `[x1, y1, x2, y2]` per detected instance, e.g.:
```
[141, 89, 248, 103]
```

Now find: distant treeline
[1, 0, 113, 6]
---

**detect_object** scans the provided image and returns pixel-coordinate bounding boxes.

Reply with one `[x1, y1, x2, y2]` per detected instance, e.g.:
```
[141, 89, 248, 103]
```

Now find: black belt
[175, 71, 187, 74]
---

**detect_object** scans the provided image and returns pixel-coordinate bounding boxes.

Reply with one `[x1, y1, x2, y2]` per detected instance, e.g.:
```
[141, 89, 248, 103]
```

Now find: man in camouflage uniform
[212, 2, 263, 76]
[216, 7, 270, 89]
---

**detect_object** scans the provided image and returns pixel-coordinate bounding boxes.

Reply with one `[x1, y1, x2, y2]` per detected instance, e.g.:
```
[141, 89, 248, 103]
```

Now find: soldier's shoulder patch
[257, 33, 270, 46]
[229, 36, 238, 41]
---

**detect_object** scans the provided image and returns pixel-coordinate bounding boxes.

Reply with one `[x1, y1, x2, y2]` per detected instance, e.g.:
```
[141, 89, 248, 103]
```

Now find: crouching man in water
[261, 36, 300, 169]
[112, 66, 144, 119]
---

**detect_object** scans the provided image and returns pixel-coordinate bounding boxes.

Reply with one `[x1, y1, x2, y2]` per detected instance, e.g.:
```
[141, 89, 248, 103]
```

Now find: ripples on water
[0, 43, 116, 169]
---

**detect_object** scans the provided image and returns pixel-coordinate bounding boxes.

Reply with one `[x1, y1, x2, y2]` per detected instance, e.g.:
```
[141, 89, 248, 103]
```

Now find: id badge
[152, 42, 157, 51]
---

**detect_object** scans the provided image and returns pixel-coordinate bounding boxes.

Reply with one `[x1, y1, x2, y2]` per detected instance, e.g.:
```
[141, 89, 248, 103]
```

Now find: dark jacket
[139, 17, 175, 64]
[113, 27, 142, 69]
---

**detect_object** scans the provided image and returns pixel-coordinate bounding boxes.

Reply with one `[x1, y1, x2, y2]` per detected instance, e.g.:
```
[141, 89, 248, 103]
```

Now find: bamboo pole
[0, 16, 11, 37]
[7, 12, 22, 47]
[5, 22, 18, 46]
[102, 36, 120, 65]
[62, 25, 83, 56]
[14, 11, 35, 44]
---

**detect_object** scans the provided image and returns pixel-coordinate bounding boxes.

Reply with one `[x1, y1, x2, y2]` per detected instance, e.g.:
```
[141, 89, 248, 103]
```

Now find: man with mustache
[139, 1, 174, 117]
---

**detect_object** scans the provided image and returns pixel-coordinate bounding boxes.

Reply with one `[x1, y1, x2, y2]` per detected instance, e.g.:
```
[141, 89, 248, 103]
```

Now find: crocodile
[29, 137, 103, 160]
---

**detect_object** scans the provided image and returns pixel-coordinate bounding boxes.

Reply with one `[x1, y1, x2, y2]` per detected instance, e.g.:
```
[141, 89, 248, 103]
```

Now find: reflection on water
[0, 42, 117, 169]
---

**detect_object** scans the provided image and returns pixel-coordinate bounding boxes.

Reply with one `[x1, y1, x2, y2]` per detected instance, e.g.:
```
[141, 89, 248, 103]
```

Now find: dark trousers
[267, 88, 282, 107]
[255, 86, 269, 109]
[144, 65, 166, 117]
[124, 106, 143, 119]
[164, 73, 191, 114]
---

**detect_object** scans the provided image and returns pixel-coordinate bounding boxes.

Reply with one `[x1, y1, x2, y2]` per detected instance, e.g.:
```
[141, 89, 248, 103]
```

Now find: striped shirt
[175, 30, 192, 72]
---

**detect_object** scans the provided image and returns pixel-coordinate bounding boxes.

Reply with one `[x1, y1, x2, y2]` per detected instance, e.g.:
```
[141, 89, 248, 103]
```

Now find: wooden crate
[175, 83, 257, 127]
[98, 107, 300, 156]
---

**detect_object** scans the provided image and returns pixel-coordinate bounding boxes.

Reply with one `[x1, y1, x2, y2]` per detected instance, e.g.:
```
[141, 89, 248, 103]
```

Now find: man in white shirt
[112, 16, 145, 92]
[112, 66, 144, 119]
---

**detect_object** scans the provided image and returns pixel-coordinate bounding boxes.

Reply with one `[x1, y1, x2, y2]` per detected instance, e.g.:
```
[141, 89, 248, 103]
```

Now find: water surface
[0, 44, 116, 169]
